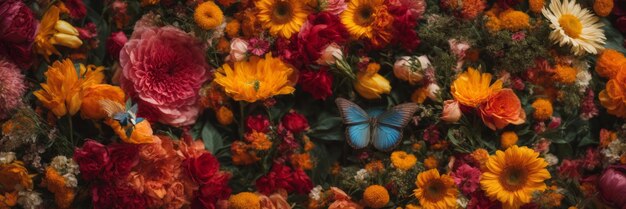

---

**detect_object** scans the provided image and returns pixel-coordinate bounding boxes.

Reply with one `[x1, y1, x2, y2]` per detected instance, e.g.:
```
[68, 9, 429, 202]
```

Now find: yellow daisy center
[558, 14, 583, 38]
[423, 180, 446, 201]
[271, 1, 294, 24]
[354, 5, 375, 26]
[499, 165, 529, 191]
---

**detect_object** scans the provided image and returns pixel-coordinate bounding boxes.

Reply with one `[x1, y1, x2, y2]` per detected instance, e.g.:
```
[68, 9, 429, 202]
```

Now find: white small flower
[17, 190, 42, 209]
[544, 153, 559, 166]
[64, 174, 78, 188]
[0, 152, 16, 164]
[457, 196, 469, 208]
[309, 185, 323, 201]
[576, 70, 592, 91]
[355, 169, 369, 181]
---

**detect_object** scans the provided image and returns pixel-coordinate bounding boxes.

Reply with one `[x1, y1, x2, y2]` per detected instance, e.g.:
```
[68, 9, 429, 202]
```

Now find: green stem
[239, 101, 246, 139]
[68, 115, 74, 146]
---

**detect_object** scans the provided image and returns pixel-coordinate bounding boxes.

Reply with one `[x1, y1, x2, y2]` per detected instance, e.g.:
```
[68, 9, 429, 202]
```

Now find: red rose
[0, 0, 38, 69]
[256, 164, 294, 195]
[598, 166, 626, 209]
[192, 173, 231, 209]
[296, 12, 349, 64]
[107, 31, 128, 60]
[74, 140, 110, 181]
[102, 143, 139, 181]
[617, 16, 626, 34]
[290, 168, 313, 195]
[246, 114, 271, 133]
[92, 183, 147, 209]
[299, 68, 333, 100]
[282, 111, 309, 133]
[183, 152, 220, 184]
[62, 0, 87, 19]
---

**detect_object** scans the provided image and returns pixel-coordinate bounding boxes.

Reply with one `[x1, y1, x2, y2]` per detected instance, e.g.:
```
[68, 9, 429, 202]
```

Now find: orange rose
[80, 84, 125, 120]
[595, 49, 626, 79]
[478, 89, 526, 130]
[599, 72, 626, 117]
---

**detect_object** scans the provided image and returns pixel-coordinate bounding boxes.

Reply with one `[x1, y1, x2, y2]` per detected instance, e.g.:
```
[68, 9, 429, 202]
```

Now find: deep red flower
[467, 191, 502, 209]
[558, 159, 582, 179]
[290, 168, 314, 194]
[452, 164, 481, 195]
[77, 23, 98, 40]
[296, 12, 349, 64]
[102, 143, 140, 181]
[183, 152, 220, 184]
[107, 31, 128, 60]
[74, 140, 110, 181]
[598, 166, 626, 209]
[282, 112, 309, 133]
[617, 16, 626, 34]
[299, 68, 334, 100]
[0, 0, 38, 69]
[246, 114, 271, 133]
[92, 183, 147, 209]
[63, 0, 87, 19]
[191, 172, 232, 209]
[256, 164, 294, 195]
[388, 2, 421, 51]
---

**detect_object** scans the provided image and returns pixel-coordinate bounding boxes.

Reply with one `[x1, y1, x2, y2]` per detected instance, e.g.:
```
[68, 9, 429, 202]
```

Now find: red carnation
[282, 111, 309, 133]
[102, 143, 140, 181]
[299, 68, 334, 100]
[107, 31, 128, 60]
[62, 0, 87, 19]
[290, 168, 314, 195]
[256, 164, 294, 195]
[74, 140, 110, 181]
[183, 152, 220, 184]
[0, 0, 38, 69]
[246, 114, 271, 133]
[296, 12, 349, 64]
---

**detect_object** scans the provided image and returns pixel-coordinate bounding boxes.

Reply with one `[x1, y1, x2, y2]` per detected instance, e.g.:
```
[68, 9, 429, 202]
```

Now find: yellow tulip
[354, 63, 391, 99]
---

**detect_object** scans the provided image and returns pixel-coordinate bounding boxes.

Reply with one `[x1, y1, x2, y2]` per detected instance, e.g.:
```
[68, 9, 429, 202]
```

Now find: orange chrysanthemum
[499, 10, 530, 31]
[593, 0, 614, 17]
[595, 49, 626, 79]
[531, 98, 553, 121]
[451, 67, 503, 107]
[363, 185, 389, 209]
[553, 65, 578, 84]
[194, 1, 224, 30]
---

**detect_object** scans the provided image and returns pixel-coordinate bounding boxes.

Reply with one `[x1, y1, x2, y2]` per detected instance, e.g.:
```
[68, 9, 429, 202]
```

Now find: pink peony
[0, 59, 26, 120]
[120, 26, 210, 126]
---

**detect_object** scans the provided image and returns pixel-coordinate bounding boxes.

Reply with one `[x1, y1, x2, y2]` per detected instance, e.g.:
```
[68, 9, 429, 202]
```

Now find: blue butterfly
[335, 98, 419, 151]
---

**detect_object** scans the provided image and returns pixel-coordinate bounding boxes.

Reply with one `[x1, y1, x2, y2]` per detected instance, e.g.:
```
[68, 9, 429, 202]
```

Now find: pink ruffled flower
[0, 59, 26, 120]
[452, 164, 482, 194]
[120, 26, 210, 126]
[249, 38, 269, 56]
[321, 0, 348, 15]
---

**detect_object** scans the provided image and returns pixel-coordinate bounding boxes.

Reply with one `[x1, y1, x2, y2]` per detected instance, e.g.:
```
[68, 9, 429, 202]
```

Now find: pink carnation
[120, 26, 210, 126]
[452, 164, 482, 194]
[0, 59, 26, 120]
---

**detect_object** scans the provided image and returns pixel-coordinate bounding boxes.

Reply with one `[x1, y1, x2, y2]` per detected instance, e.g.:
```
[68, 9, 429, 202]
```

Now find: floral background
[1, 0, 626, 208]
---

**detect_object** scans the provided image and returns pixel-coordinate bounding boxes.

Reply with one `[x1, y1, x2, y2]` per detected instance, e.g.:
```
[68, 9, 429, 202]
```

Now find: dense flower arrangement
[1, 0, 626, 208]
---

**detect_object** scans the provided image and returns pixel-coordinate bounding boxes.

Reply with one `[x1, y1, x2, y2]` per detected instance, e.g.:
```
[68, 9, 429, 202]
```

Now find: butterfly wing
[336, 98, 371, 149]
[371, 103, 419, 151]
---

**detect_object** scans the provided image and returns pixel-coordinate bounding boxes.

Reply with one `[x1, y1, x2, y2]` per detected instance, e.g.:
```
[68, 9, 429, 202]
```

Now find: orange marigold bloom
[44, 167, 75, 209]
[529, 0, 544, 13]
[247, 131, 272, 151]
[499, 10, 530, 31]
[226, 20, 241, 38]
[231, 141, 260, 165]
[80, 84, 125, 120]
[216, 106, 234, 125]
[194, 1, 224, 30]
[553, 65, 578, 84]
[500, 131, 519, 149]
[291, 153, 314, 170]
[365, 160, 384, 173]
[532, 98, 553, 120]
[424, 156, 438, 169]
[479, 89, 526, 130]
[362, 185, 389, 209]
[471, 148, 490, 169]
[595, 49, 626, 79]
[594, 0, 614, 17]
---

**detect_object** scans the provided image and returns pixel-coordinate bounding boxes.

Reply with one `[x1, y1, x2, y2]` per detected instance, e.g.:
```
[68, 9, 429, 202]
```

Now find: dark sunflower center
[272, 2, 293, 24]
[423, 180, 445, 201]
[499, 166, 529, 191]
[354, 5, 374, 26]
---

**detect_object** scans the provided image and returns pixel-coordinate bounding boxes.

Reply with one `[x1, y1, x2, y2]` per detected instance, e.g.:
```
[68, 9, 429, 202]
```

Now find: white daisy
[542, 0, 606, 55]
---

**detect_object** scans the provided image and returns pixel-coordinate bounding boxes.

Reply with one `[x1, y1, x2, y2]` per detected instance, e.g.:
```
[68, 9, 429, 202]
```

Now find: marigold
[532, 98, 553, 121]
[499, 10, 530, 31]
[553, 65, 578, 84]
[231, 141, 260, 165]
[451, 67, 503, 107]
[354, 63, 391, 99]
[485, 15, 502, 32]
[529, 0, 544, 13]
[228, 192, 261, 209]
[194, 1, 224, 30]
[471, 148, 490, 169]
[44, 167, 74, 209]
[363, 185, 389, 209]
[34, 59, 104, 118]
[290, 153, 313, 170]
[424, 156, 438, 169]
[593, 0, 614, 17]
[413, 169, 458, 209]
[0, 161, 32, 192]
[80, 84, 125, 120]
[500, 131, 519, 149]
[248, 131, 272, 151]
[225, 19, 241, 38]
[215, 53, 296, 103]
[216, 106, 234, 125]
[595, 49, 626, 79]
[390, 151, 417, 171]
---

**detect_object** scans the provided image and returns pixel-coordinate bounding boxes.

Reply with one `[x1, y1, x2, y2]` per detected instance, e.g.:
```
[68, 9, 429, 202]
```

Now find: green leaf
[309, 112, 344, 141]
[602, 19, 626, 54]
[201, 120, 223, 153]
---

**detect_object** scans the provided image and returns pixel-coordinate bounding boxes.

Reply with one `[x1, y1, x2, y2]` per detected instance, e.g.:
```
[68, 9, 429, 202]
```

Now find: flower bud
[441, 100, 461, 123]
[317, 43, 343, 65]
[55, 20, 79, 36]
[598, 166, 626, 208]
[228, 38, 249, 62]
[51, 33, 83, 48]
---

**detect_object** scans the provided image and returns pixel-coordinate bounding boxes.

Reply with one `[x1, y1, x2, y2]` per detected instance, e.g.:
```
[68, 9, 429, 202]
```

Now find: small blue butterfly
[112, 101, 144, 137]
[335, 98, 419, 151]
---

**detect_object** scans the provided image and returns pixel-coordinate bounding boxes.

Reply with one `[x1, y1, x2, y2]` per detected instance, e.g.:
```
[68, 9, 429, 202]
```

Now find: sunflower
[413, 169, 458, 209]
[450, 67, 503, 108]
[340, 0, 392, 43]
[480, 146, 551, 209]
[542, 0, 606, 55]
[256, 0, 308, 38]
[214, 53, 296, 103]
[194, 1, 224, 30]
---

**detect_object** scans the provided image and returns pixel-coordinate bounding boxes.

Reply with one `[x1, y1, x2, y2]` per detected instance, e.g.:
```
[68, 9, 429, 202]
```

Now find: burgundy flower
[120, 26, 210, 126]
[290, 168, 313, 194]
[0, 0, 38, 69]
[296, 12, 349, 64]
[77, 23, 98, 40]
[598, 166, 626, 209]
[256, 164, 294, 195]
[467, 191, 501, 209]
[106, 31, 128, 60]
[299, 68, 334, 100]
[62, 0, 87, 19]
[617, 16, 626, 34]
[191, 170, 231, 209]
[497, 0, 520, 9]
[282, 111, 309, 134]
[558, 159, 582, 179]
[246, 114, 271, 133]
[92, 183, 147, 209]
[74, 140, 110, 181]
[102, 143, 139, 181]
[389, 2, 422, 51]
[452, 164, 482, 195]
[183, 152, 220, 184]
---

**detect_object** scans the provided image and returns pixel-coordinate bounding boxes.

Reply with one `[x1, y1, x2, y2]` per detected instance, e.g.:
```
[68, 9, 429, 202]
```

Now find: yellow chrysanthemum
[542, 0, 606, 55]
[354, 63, 391, 99]
[35, 6, 83, 60]
[480, 146, 551, 209]
[531, 98, 553, 120]
[340, 0, 392, 42]
[363, 185, 389, 209]
[215, 53, 296, 103]
[256, 0, 308, 38]
[499, 10, 530, 31]
[228, 192, 260, 209]
[413, 169, 458, 209]
[451, 67, 503, 107]
[500, 131, 519, 149]
[194, 1, 224, 30]
[34, 59, 104, 118]
[390, 151, 417, 171]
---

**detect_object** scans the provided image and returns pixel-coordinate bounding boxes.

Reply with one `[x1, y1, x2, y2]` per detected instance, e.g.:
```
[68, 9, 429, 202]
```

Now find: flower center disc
[499, 166, 529, 191]
[272, 2, 293, 24]
[355, 5, 374, 26]
[424, 180, 445, 201]
[558, 14, 583, 38]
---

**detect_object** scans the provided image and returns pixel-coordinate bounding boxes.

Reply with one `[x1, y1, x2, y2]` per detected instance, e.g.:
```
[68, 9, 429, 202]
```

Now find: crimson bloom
[0, 0, 38, 68]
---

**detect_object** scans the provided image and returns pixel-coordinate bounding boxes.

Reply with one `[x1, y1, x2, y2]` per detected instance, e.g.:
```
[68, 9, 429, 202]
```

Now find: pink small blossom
[321, 0, 348, 15]
[548, 117, 561, 129]
[249, 38, 269, 56]
[452, 164, 482, 194]
[534, 138, 551, 153]
[511, 31, 526, 41]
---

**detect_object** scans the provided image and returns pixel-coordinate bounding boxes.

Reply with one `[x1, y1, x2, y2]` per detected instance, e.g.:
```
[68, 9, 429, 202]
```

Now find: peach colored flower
[441, 100, 462, 122]
[478, 89, 526, 130]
